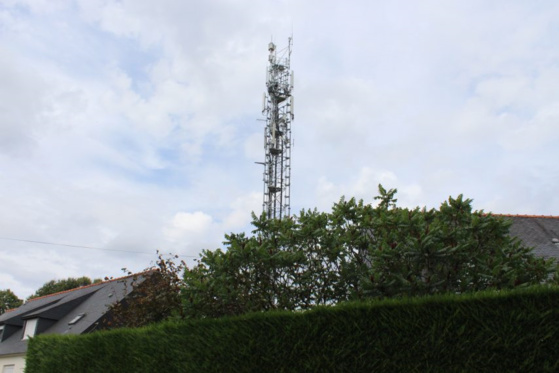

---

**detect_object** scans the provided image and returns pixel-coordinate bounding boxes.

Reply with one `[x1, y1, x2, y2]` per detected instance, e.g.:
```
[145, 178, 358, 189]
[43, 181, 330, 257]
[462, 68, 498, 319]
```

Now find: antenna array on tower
[260, 38, 294, 220]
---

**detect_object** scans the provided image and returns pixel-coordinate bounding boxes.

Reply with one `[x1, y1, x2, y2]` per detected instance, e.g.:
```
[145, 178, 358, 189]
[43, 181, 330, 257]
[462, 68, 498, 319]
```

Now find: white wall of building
[0, 354, 25, 373]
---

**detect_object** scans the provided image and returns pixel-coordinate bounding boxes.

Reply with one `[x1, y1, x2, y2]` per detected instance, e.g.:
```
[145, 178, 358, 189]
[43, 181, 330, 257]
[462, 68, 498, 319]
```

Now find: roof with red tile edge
[492, 214, 559, 219]
[22, 269, 157, 304]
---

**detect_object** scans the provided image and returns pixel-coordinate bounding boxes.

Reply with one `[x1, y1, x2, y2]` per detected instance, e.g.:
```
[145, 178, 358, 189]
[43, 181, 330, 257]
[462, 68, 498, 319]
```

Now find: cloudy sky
[1, 0, 559, 298]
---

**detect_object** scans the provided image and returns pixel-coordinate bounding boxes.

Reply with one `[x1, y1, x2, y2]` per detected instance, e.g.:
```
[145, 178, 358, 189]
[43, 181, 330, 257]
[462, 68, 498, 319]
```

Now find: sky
[1, 0, 559, 299]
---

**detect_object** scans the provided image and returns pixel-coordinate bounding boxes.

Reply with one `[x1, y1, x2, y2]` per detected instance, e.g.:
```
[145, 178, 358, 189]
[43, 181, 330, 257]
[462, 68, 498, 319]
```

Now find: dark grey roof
[504, 215, 559, 262]
[0, 273, 147, 356]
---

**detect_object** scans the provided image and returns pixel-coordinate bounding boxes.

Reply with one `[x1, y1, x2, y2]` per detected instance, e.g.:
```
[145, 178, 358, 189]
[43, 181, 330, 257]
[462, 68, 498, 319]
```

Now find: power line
[0, 237, 196, 258]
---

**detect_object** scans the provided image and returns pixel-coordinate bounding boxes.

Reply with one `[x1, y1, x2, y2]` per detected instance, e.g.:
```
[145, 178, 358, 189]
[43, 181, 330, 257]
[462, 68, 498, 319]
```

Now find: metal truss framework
[261, 38, 294, 220]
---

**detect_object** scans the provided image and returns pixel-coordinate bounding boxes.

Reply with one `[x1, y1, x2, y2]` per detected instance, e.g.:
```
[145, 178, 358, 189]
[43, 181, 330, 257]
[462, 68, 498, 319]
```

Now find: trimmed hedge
[26, 286, 559, 372]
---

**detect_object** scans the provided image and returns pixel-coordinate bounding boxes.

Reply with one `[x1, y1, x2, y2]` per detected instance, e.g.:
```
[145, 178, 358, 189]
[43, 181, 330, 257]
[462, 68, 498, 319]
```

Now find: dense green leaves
[182, 185, 556, 318]
[0, 289, 23, 314]
[364, 193, 552, 297]
[26, 287, 559, 373]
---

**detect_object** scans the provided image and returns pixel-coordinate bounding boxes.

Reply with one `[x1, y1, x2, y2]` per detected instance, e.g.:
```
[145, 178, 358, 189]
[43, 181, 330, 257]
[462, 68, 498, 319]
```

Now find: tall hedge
[27, 286, 559, 372]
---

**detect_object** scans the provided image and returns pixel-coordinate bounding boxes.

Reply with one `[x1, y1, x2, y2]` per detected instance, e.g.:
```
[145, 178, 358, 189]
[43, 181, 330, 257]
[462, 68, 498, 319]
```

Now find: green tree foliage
[182, 185, 556, 318]
[27, 276, 101, 300]
[105, 252, 186, 329]
[0, 289, 23, 314]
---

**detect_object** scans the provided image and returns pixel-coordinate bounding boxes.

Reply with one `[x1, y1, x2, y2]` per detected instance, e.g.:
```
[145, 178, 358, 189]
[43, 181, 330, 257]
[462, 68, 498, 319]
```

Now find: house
[0, 273, 148, 373]
[504, 215, 559, 262]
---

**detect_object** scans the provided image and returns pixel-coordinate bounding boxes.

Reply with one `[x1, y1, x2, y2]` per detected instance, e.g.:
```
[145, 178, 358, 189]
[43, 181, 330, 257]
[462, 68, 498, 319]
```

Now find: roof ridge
[25, 269, 157, 303]
[494, 214, 559, 219]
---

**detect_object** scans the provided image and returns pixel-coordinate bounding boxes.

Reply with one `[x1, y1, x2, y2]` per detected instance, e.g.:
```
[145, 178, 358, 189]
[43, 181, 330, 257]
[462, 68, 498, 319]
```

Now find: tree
[104, 252, 186, 329]
[363, 192, 553, 297]
[0, 289, 23, 314]
[27, 276, 101, 300]
[182, 185, 556, 318]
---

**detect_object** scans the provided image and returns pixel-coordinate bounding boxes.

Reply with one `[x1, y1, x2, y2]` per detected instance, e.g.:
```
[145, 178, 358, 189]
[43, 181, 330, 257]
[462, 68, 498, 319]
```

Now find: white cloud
[0, 48, 49, 155]
[1, 0, 559, 299]
[315, 167, 423, 210]
[222, 192, 261, 232]
[243, 131, 263, 161]
[163, 211, 213, 243]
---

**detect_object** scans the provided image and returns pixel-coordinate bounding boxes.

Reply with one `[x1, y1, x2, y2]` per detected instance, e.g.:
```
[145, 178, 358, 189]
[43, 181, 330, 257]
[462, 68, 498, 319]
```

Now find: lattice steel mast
[260, 38, 294, 220]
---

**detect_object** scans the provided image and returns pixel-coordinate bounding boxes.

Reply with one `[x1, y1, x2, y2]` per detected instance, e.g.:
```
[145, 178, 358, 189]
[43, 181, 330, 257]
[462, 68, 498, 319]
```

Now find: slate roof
[501, 215, 559, 262]
[0, 272, 148, 356]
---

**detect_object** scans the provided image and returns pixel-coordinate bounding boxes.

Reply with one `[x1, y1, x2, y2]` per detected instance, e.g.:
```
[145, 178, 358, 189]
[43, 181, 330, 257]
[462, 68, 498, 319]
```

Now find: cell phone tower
[260, 37, 294, 220]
